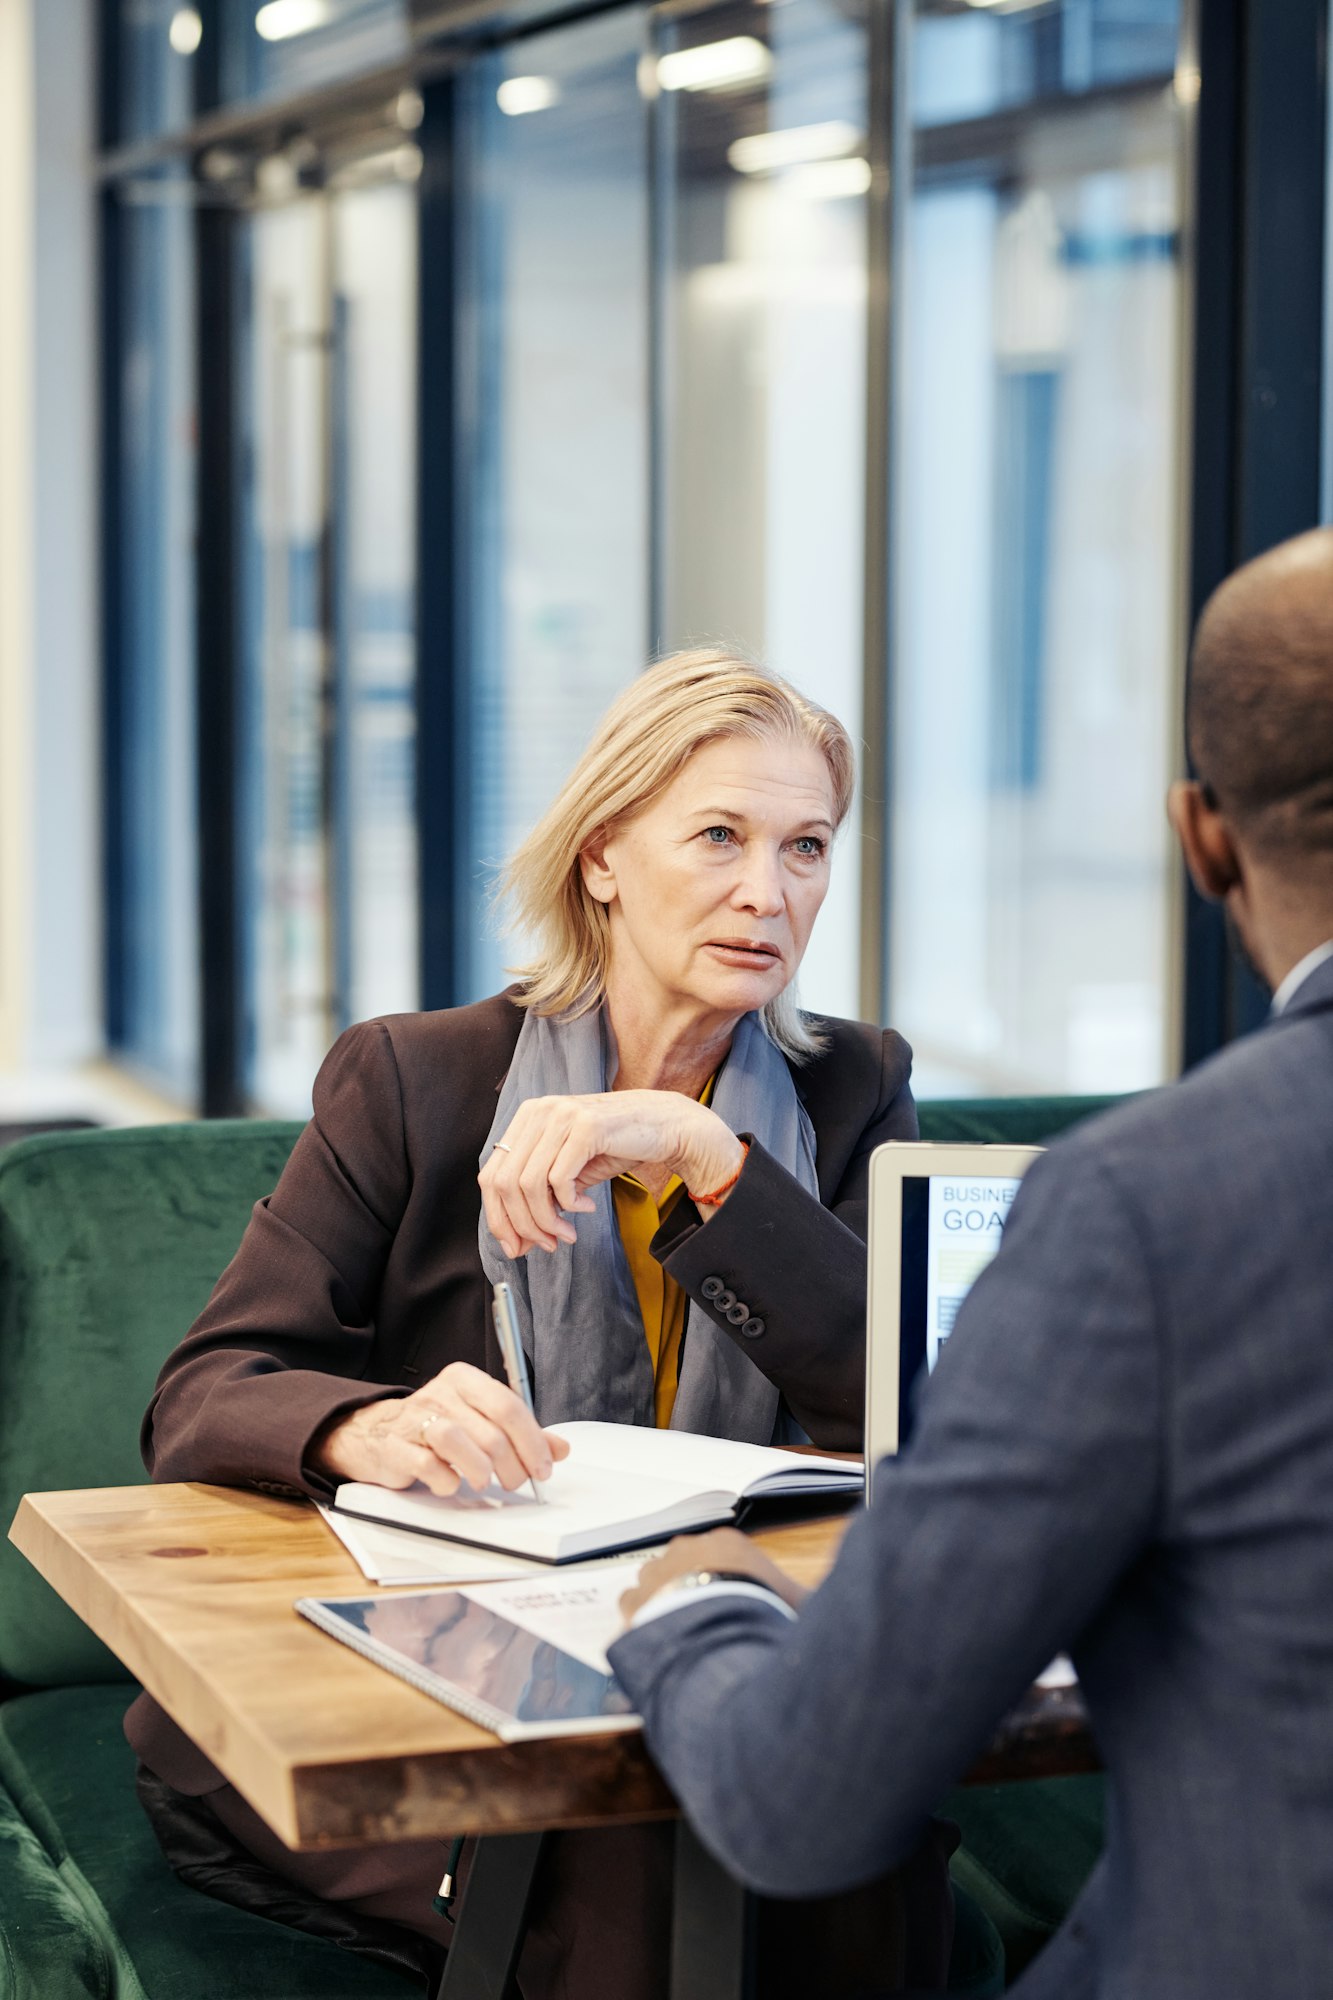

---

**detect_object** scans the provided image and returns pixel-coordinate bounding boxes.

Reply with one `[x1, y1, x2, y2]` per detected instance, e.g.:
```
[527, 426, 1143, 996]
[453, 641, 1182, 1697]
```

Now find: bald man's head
[1189, 529, 1333, 861]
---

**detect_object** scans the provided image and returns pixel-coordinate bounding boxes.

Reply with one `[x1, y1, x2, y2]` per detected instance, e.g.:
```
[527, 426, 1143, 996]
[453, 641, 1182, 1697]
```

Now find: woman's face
[581, 732, 836, 1026]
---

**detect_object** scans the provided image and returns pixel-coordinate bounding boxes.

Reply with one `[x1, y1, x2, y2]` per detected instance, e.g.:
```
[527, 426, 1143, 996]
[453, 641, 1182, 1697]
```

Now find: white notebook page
[550, 1420, 856, 1494]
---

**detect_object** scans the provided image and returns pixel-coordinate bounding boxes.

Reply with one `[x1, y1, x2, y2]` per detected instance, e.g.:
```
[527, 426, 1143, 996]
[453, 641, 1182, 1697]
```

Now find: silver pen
[491, 1281, 547, 1505]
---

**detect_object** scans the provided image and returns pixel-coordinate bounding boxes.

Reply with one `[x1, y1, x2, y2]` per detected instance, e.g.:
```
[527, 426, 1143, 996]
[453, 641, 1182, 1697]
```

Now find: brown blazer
[128, 989, 915, 1789]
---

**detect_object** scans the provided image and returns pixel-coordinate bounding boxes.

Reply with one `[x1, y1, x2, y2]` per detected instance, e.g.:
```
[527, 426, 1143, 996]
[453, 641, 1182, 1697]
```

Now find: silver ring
[490, 1141, 512, 1154]
[418, 1412, 442, 1443]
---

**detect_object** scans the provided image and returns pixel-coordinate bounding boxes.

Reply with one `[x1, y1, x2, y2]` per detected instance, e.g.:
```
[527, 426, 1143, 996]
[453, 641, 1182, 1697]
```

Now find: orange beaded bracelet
[688, 1141, 749, 1207]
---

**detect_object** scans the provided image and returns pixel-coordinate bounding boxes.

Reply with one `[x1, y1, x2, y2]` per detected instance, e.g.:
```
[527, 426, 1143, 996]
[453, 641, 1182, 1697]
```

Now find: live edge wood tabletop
[9, 1482, 1095, 1858]
[7, 1484, 847, 1852]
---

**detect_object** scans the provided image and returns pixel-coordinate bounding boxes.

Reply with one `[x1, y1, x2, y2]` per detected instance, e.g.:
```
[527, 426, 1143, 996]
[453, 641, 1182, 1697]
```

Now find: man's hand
[309, 1361, 571, 1496]
[619, 1526, 809, 1623]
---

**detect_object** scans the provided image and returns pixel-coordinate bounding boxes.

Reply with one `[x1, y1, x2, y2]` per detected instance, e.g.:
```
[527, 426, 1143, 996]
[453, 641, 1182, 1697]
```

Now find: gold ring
[418, 1412, 442, 1443]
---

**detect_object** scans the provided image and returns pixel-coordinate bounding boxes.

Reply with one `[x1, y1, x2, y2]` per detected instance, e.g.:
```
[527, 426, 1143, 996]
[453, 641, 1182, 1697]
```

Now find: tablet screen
[898, 1173, 1023, 1441]
[320, 1590, 636, 1729]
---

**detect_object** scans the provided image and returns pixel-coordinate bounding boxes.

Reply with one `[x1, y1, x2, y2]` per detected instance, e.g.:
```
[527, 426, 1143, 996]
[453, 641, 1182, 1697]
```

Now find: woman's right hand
[309, 1360, 570, 1496]
[479, 1091, 745, 1257]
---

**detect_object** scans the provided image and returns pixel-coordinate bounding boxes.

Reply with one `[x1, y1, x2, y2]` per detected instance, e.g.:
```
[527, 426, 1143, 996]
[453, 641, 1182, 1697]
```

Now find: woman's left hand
[479, 1092, 745, 1258]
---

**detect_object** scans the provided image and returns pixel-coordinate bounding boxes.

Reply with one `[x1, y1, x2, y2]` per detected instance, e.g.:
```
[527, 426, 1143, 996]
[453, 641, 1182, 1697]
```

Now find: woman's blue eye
[793, 836, 826, 857]
[702, 826, 733, 845]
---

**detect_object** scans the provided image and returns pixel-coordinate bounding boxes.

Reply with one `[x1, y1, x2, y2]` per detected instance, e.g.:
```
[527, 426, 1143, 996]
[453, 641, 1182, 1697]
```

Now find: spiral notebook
[332, 1419, 862, 1564]
[296, 1562, 643, 1741]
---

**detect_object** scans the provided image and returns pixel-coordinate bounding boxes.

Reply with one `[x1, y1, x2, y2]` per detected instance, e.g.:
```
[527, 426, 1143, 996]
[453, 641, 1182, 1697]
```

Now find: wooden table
[10, 1483, 1095, 1998]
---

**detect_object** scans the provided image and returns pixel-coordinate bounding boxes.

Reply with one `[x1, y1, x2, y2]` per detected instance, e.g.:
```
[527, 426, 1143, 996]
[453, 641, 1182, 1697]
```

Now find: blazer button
[740, 1317, 765, 1339]
[716, 1289, 736, 1314]
[726, 1301, 748, 1326]
[701, 1276, 725, 1301]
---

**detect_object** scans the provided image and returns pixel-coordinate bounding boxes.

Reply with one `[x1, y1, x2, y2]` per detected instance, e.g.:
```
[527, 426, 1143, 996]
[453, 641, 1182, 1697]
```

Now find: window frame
[97, 0, 1331, 1110]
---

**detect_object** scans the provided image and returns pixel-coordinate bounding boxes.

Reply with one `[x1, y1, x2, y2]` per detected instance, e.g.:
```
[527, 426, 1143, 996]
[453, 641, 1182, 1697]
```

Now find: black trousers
[137, 1762, 957, 1999]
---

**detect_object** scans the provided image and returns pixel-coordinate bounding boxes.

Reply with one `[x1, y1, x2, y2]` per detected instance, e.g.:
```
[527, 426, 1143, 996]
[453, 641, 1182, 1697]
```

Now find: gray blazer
[611, 955, 1333, 2000]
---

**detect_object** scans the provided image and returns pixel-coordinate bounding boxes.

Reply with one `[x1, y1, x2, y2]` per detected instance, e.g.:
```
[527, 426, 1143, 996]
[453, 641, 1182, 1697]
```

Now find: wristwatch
[655, 1566, 780, 1600]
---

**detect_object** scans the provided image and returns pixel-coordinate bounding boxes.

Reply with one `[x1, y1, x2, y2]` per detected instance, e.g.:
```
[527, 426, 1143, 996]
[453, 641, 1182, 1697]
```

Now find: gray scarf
[477, 1004, 818, 1445]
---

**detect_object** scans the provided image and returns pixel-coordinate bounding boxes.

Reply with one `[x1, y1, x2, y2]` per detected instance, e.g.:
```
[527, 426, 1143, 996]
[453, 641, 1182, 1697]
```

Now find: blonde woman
[129, 653, 948, 1997]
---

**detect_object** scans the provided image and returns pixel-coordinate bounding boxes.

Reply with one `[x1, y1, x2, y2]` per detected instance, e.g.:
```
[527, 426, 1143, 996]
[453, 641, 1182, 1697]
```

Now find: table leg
[670, 1819, 756, 2000]
[435, 1831, 547, 2000]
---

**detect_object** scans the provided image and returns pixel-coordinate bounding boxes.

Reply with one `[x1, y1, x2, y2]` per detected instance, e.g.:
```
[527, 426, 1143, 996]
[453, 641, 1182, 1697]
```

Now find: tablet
[865, 1141, 1043, 1497]
[297, 1562, 641, 1741]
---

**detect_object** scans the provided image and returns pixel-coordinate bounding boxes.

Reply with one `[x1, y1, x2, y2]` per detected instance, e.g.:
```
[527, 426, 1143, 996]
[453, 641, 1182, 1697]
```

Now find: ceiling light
[168, 7, 203, 54]
[496, 75, 560, 116]
[781, 157, 872, 201]
[254, 0, 332, 43]
[1173, 63, 1202, 106]
[656, 37, 773, 94]
[728, 119, 861, 175]
[255, 152, 300, 198]
[198, 146, 247, 183]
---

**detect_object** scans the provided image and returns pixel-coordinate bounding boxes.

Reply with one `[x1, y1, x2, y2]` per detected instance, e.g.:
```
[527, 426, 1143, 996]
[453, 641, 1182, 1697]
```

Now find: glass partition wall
[102, 0, 1195, 1113]
[654, 0, 869, 1020]
[456, 0, 1188, 1066]
[455, 0, 870, 1020]
[456, 11, 652, 1000]
[887, 0, 1186, 1097]
[105, 174, 201, 1099]
[236, 163, 419, 1115]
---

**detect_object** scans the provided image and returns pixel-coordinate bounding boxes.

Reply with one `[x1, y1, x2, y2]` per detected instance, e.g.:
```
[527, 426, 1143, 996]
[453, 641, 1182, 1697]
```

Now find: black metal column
[417, 76, 463, 1011]
[99, 180, 128, 1057]
[195, 193, 244, 1114]
[858, 0, 903, 1030]
[1182, 0, 1330, 1065]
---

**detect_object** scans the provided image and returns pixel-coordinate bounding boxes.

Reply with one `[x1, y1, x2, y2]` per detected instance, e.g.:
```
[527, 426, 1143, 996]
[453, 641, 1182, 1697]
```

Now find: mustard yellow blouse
[611, 1077, 716, 1429]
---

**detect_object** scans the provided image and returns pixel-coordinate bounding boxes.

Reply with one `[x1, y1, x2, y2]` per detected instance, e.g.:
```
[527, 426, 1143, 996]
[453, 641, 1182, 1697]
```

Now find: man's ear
[1167, 779, 1243, 903]
[578, 830, 617, 906]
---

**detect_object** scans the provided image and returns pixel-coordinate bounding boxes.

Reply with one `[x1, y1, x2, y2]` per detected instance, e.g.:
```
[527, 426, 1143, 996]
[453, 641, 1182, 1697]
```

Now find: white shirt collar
[1270, 940, 1333, 1016]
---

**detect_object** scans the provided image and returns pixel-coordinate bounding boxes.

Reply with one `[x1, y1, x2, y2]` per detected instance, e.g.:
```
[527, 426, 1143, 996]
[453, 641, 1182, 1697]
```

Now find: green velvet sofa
[0, 1099, 1120, 1996]
[0, 1121, 407, 2000]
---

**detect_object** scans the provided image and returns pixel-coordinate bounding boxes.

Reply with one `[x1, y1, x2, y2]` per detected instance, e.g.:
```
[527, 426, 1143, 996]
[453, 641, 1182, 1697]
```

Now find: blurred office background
[0, 0, 1327, 1123]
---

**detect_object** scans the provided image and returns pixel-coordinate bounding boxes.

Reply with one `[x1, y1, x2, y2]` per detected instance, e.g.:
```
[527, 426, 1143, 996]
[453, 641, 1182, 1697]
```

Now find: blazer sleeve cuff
[651, 1137, 802, 1280]
[151, 1365, 408, 1500]
[649, 1140, 867, 1445]
[610, 1587, 791, 1681]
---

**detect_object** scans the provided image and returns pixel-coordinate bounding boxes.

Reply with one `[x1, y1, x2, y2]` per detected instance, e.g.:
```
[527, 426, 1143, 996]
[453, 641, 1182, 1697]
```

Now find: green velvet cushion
[917, 1096, 1128, 1146]
[0, 1685, 412, 1998]
[0, 1760, 108, 1999]
[942, 1776, 1104, 1978]
[946, 1881, 1005, 1995]
[0, 1122, 302, 1688]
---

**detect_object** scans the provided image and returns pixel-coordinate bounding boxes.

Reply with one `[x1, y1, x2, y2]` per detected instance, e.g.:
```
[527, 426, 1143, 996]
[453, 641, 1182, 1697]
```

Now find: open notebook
[332, 1419, 862, 1564]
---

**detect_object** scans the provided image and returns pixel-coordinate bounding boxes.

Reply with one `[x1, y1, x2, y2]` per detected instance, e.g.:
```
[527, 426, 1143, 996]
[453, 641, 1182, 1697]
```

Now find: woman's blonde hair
[499, 649, 855, 1061]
